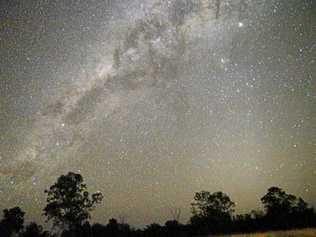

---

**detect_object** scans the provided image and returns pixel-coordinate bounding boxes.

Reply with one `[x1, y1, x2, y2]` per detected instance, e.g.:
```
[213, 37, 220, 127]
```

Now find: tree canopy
[0, 207, 25, 237]
[0, 174, 315, 237]
[190, 191, 235, 234]
[43, 172, 103, 230]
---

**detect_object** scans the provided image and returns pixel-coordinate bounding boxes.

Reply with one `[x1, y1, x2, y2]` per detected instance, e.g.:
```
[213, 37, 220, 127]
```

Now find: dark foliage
[0, 173, 315, 237]
[0, 207, 25, 237]
[20, 222, 50, 237]
[260, 186, 315, 230]
[190, 191, 235, 235]
[43, 172, 103, 231]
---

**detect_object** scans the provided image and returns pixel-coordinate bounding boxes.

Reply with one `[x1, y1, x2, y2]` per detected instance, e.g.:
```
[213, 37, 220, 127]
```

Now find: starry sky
[0, 0, 315, 227]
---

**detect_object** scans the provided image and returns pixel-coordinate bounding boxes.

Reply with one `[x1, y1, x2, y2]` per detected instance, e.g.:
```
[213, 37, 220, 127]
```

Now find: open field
[217, 228, 316, 237]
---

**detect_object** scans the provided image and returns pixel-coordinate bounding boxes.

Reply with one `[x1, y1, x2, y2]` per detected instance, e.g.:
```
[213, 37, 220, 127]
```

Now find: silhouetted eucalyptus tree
[43, 172, 103, 232]
[261, 187, 295, 217]
[261, 186, 314, 229]
[0, 178, 315, 237]
[191, 191, 235, 234]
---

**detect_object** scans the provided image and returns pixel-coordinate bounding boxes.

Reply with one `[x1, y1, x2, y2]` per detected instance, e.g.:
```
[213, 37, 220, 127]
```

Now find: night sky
[0, 0, 315, 227]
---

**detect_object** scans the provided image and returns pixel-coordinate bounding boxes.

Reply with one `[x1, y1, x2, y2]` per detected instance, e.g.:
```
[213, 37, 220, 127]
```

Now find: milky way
[0, 0, 315, 226]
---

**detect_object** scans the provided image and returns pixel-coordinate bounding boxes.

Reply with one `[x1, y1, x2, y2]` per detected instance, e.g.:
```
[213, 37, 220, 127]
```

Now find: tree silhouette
[106, 218, 119, 237]
[61, 221, 92, 237]
[0, 173, 315, 237]
[261, 187, 294, 217]
[143, 223, 163, 237]
[20, 222, 50, 237]
[0, 206, 25, 237]
[43, 172, 103, 231]
[192, 191, 235, 217]
[91, 223, 107, 237]
[165, 220, 183, 237]
[261, 186, 313, 229]
[191, 191, 235, 234]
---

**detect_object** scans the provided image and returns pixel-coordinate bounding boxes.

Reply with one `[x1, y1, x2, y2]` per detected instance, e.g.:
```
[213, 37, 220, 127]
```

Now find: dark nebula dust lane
[0, 0, 315, 226]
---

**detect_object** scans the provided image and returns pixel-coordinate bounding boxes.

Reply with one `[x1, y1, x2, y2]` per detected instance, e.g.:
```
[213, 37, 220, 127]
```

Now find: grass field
[217, 228, 316, 237]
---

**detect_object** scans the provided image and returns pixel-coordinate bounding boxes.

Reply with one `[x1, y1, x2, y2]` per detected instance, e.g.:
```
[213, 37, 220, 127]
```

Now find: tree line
[0, 172, 315, 237]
